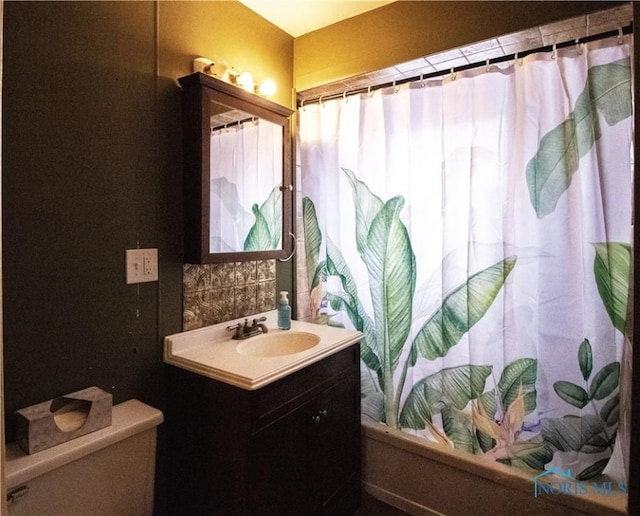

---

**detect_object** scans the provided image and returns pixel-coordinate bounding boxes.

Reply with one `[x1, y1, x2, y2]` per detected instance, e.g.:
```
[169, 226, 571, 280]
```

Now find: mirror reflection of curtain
[209, 118, 282, 253]
[298, 36, 632, 481]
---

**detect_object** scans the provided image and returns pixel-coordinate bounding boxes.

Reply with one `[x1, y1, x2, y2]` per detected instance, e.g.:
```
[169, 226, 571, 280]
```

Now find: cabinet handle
[311, 410, 328, 425]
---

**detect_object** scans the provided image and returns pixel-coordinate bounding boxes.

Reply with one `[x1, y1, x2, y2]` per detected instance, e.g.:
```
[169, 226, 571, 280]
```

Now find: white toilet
[6, 399, 163, 516]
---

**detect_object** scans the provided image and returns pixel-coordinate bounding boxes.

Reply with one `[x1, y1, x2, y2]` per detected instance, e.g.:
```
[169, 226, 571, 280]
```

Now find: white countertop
[164, 311, 363, 390]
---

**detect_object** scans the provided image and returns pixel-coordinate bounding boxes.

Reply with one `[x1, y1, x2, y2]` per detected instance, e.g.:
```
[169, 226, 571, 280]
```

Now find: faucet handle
[226, 322, 243, 339]
[252, 316, 267, 324]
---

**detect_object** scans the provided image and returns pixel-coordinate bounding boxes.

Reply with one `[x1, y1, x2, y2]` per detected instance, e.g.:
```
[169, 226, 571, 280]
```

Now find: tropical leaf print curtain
[297, 36, 633, 480]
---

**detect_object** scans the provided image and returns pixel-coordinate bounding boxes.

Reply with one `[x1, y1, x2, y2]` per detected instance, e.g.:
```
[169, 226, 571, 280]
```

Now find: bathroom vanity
[164, 313, 362, 515]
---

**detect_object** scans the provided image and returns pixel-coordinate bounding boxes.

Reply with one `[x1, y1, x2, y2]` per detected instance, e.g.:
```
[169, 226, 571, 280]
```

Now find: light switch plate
[126, 248, 158, 284]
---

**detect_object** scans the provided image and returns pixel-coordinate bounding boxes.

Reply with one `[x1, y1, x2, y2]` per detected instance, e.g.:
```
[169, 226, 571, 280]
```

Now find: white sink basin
[236, 331, 320, 358]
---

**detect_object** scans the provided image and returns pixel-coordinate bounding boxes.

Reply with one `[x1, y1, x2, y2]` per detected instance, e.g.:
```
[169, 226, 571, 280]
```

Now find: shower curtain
[298, 35, 633, 480]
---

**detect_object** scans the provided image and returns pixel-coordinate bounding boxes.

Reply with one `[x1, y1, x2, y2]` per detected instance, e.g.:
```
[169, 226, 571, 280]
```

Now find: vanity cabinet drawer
[252, 345, 358, 430]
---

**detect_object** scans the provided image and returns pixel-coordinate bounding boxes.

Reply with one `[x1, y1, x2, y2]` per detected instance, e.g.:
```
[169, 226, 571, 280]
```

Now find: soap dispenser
[278, 291, 291, 330]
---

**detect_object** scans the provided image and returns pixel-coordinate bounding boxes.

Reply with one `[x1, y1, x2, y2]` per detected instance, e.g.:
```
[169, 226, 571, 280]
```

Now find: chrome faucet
[226, 316, 269, 340]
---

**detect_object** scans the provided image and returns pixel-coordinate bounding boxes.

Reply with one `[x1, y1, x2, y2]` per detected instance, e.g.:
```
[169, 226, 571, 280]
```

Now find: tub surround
[362, 421, 627, 516]
[164, 310, 363, 389]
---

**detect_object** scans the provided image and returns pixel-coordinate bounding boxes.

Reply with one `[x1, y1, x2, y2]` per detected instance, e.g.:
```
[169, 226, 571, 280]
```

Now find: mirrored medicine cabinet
[179, 72, 294, 264]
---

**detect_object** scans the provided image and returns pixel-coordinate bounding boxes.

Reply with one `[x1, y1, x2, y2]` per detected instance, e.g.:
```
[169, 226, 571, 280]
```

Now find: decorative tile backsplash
[183, 260, 277, 331]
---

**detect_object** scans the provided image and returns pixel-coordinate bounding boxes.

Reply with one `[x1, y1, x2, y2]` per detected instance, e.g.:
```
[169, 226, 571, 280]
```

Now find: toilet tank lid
[6, 399, 163, 489]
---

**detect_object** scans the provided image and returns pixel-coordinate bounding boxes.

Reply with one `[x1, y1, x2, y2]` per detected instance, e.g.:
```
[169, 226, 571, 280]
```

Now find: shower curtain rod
[298, 23, 633, 108]
[211, 116, 258, 132]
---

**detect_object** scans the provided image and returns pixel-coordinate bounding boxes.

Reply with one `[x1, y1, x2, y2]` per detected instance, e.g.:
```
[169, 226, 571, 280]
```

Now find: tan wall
[294, 1, 619, 92]
[159, 1, 294, 109]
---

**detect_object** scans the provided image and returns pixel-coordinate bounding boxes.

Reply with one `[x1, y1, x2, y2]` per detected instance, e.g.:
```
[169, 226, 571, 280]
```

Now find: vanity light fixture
[192, 57, 276, 98]
[236, 71, 255, 92]
[209, 61, 229, 79]
[193, 57, 214, 73]
[258, 79, 276, 97]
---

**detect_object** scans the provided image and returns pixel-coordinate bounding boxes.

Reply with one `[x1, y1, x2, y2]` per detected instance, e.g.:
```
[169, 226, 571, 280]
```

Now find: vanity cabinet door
[248, 368, 361, 516]
[248, 398, 314, 515]
[312, 371, 361, 514]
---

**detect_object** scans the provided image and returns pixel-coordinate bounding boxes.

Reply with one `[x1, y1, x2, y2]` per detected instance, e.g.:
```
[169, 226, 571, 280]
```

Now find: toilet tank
[6, 399, 163, 516]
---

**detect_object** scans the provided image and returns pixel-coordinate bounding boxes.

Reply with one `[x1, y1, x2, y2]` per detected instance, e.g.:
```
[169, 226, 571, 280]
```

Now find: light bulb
[258, 79, 276, 97]
[237, 72, 254, 92]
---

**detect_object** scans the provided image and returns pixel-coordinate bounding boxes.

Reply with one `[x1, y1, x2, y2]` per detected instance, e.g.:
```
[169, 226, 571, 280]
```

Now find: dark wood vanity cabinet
[166, 344, 361, 515]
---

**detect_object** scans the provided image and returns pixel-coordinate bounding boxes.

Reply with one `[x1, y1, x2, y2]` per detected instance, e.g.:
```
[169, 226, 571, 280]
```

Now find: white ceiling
[238, 0, 396, 37]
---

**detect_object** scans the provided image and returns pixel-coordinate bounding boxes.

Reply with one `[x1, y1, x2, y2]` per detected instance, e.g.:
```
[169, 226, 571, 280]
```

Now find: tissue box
[15, 386, 112, 454]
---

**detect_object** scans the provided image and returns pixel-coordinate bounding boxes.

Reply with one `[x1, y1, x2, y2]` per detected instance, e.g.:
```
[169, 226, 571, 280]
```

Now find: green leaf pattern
[399, 365, 493, 429]
[589, 362, 620, 400]
[526, 58, 631, 218]
[243, 186, 282, 251]
[593, 242, 631, 333]
[410, 257, 515, 363]
[300, 55, 630, 480]
[302, 196, 323, 290]
[553, 381, 590, 409]
[578, 339, 593, 381]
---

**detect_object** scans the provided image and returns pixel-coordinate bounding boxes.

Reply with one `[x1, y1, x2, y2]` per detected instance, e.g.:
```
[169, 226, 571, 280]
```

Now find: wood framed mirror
[179, 72, 294, 264]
